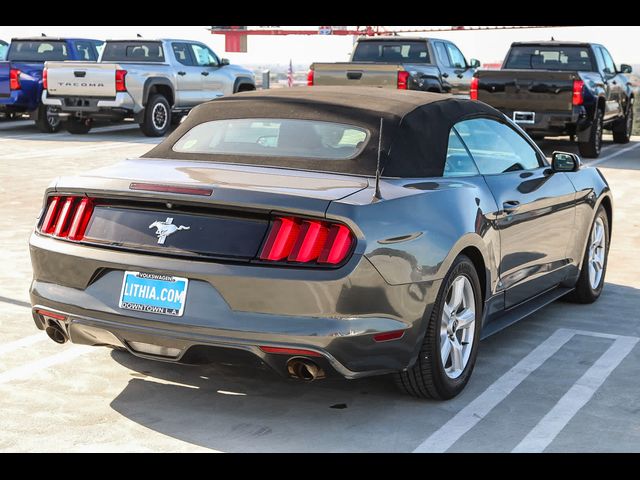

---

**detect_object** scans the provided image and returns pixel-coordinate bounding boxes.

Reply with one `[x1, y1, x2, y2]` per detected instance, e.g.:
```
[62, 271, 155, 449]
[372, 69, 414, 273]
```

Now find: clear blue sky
[2, 26, 639, 66]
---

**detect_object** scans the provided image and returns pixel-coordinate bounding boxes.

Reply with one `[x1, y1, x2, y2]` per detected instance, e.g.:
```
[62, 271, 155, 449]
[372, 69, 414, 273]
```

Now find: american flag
[287, 59, 294, 87]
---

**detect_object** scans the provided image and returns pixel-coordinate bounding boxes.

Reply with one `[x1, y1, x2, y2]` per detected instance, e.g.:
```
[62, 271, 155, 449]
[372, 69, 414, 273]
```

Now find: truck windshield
[101, 42, 165, 63]
[172, 118, 369, 160]
[8, 40, 69, 62]
[352, 41, 430, 63]
[504, 46, 595, 71]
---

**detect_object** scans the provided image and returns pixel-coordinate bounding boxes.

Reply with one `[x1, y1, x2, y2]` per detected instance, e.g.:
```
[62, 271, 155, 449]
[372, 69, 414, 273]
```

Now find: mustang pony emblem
[149, 217, 190, 244]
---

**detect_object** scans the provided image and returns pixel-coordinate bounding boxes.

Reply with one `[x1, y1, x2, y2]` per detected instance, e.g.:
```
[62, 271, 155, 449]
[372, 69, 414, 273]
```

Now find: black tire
[612, 102, 633, 144]
[578, 108, 604, 158]
[140, 94, 171, 137]
[565, 205, 610, 304]
[394, 255, 482, 400]
[66, 117, 93, 134]
[34, 105, 62, 133]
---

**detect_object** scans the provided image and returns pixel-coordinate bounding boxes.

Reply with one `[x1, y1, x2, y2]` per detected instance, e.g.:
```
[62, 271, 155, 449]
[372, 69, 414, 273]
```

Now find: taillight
[259, 216, 354, 266]
[470, 76, 479, 100]
[397, 70, 410, 90]
[115, 69, 127, 92]
[307, 69, 314, 86]
[572, 79, 584, 106]
[39, 196, 94, 241]
[43, 68, 48, 90]
[9, 68, 21, 90]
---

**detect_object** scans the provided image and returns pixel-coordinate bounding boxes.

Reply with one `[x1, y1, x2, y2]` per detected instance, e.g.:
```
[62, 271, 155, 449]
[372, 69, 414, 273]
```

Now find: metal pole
[262, 70, 270, 90]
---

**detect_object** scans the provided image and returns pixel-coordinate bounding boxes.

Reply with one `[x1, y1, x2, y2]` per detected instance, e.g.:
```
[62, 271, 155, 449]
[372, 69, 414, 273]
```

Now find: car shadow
[106, 281, 640, 452]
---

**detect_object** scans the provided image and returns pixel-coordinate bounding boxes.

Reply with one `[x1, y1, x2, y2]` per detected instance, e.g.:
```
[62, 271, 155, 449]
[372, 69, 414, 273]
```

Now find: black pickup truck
[473, 41, 634, 157]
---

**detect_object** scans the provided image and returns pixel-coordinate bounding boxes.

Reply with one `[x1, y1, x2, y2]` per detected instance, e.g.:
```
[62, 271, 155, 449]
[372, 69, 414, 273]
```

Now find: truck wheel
[34, 105, 62, 133]
[578, 108, 604, 158]
[66, 117, 93, 134]
[612, 103, 633, 144]
[140, 94, 171, 137]
[394, 255, 482, 399]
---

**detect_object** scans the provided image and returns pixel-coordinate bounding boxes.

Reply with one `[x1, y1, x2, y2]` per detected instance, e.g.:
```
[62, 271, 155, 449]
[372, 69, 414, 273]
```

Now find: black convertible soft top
[143, 86, 505, 178]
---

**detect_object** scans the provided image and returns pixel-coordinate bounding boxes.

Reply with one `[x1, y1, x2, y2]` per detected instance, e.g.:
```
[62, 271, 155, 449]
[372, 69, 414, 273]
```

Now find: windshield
[504, 46, 595, 71]
[101, 42, 165, 62]
[352, 41, 430, 63]
[8, 40, 69, 62]
[172, 118, 369, 160]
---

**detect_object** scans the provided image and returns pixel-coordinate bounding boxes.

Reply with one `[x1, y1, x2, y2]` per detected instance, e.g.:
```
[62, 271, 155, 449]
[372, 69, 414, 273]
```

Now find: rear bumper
[0, 90, 38, 113]
[499, 106, 590, 136]
[29, 232, 439, 379]
[42, 90, 140, 117]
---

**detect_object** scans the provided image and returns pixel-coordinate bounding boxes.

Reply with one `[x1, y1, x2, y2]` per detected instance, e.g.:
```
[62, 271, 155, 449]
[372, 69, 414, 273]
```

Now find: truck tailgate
[45, 61, 117, 98]
[0, 61, 9, 97]
[312, 62, 402, 88]
[476, 69, 578, 112]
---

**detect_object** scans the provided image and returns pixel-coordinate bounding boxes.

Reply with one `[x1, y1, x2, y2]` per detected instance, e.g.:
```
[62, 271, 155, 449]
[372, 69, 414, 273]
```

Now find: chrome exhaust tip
[286, 357, 326, 381]
[45, 322, 68, 344]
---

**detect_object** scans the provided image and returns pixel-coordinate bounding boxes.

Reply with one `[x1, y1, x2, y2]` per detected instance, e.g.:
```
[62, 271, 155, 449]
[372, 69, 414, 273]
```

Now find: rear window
[172, 118, 369, 160]
[8, 40, 69, 62]
[352, 41, 430, 63]
[101, 42, 165, 62]
[504, 46, 595, 71]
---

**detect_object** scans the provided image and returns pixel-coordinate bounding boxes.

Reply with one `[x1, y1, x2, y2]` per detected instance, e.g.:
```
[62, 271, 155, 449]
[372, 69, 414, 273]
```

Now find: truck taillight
[470, 77, 479, 100]
[39, 196, 94, 241]
[9, 68, 21, 90]
[259, 216, 355, 266]
[115, 69, 127, 92]
[572, 79, 584, 106]
[307, 69, 314, 86]
[397, 71, 409, 90]
[42, 68, 48, 90]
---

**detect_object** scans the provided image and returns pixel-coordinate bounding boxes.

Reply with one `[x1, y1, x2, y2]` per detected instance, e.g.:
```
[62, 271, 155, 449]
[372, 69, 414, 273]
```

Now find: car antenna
[373, 117, 384, 201]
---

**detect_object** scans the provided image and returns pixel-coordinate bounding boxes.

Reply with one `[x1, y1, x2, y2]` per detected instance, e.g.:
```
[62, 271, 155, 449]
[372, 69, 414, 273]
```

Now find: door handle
[442, 72, 449, 78]
[612, 80, 617, 85]
[201, 71, 210, 76]
[177, 71, 186, 76]
[502, 200, 520, 213]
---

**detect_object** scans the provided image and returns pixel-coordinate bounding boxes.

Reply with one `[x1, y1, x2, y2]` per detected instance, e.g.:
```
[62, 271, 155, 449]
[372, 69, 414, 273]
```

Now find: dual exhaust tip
[286, 357, 325, 381]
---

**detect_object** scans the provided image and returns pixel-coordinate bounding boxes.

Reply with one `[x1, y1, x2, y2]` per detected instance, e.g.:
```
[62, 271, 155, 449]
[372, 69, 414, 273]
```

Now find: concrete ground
[1, 119, 639, 452]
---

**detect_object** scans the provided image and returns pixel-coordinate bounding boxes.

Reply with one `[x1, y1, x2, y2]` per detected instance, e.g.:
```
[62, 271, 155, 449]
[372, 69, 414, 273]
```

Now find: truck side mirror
[551, 151, 581, 172]
[220, 58, 230, 66]
[619, 63, 632, 74]
[468, 58, 481, 69]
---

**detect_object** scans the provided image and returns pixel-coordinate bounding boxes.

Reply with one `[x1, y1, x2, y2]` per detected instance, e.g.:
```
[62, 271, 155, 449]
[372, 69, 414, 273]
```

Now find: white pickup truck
[42, 38, 255, 136]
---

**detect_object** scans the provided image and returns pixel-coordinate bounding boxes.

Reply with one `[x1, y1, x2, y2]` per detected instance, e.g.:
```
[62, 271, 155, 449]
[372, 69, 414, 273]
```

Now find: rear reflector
[397, 70, 410, 90]
[39, 195, 94, 241]
[35, 309, 67, 321]
[259, 216, 354, 266]
[129, 182, 213, 196]
[470, 77, 479, 100]
[373, 330, 405, 342]
[259, 346, 322, 357]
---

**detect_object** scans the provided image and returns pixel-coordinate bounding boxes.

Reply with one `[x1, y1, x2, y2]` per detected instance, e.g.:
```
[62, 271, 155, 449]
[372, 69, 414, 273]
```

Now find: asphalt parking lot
[1, 118, 639, 452]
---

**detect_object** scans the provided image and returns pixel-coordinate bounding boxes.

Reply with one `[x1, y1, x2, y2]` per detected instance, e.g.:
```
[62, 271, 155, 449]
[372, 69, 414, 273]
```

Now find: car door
[189, 43, 225, 100]
[444, 41, 473, 96]
[455, 117, 576, 308]
[599, 46, 625, 117]
[432, 41, 454, 94]
[171, 42, 204, 106]
[594, 46, 622, 120]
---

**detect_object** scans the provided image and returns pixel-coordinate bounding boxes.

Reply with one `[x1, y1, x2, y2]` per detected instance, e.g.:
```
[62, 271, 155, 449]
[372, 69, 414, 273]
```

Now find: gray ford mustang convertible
[29, 87, 612, 399]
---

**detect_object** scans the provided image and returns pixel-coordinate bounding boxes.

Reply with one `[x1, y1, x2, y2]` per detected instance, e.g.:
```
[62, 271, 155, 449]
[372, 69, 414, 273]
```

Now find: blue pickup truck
[0, 37, 103, 131]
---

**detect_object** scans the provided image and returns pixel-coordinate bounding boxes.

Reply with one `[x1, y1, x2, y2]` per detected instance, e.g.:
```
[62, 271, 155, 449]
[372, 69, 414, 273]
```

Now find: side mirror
[551, 151, 581, 172]
[468, 58, 481, 69]
[220, 58, 230, 66]
[620, 63, 632, 74]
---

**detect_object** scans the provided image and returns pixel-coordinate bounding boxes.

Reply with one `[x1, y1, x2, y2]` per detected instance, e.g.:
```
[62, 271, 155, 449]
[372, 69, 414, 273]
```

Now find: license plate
[119, 271, 188, 317]
[513, 111, 535, 124]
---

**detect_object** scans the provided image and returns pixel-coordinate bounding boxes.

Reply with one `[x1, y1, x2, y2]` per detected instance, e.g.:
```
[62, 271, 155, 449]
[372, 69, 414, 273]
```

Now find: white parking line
[0, 346, 93, 385]
[412, 328, 574, 453]
[586, 142, 640, 167]
[0, 334, 46, 356]
[511, 335, 638, 452]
